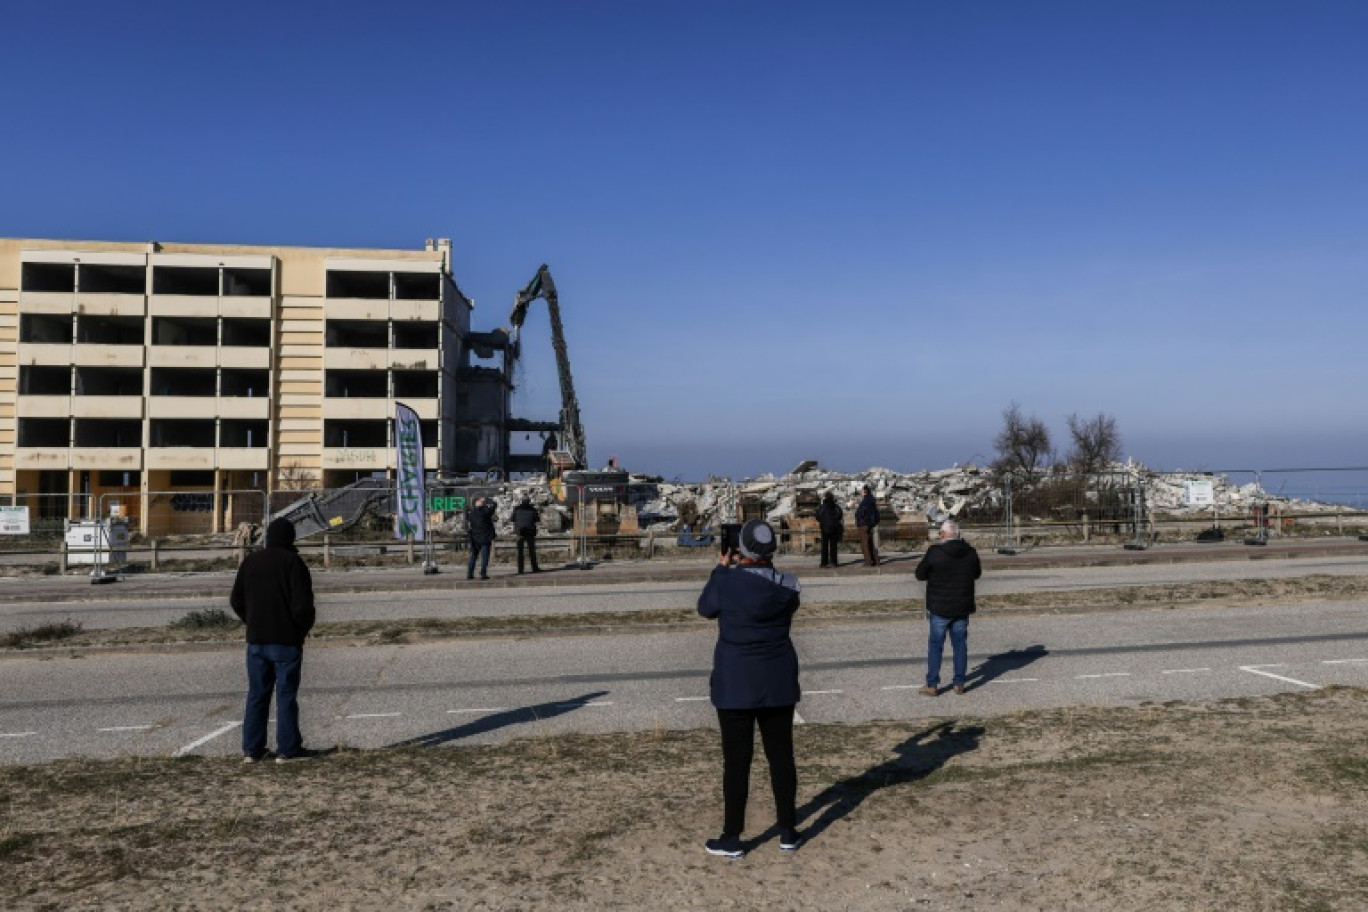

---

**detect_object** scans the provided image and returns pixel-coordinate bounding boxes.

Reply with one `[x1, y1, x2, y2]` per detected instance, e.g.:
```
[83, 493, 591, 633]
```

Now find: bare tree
[1066, 412, 1123, 473]
[276, 460, 320, 492]
[993, 402, 1053, 476]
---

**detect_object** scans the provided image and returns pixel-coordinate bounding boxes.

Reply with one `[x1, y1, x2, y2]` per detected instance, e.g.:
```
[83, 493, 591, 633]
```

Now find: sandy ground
[4, 683, 1368, 911]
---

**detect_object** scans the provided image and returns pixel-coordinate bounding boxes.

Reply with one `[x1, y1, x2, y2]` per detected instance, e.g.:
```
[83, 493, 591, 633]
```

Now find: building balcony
[148, 398, 214, 419]
[17, 343, 73, 366]
[217, 397, 271, 419]
[13, 449, 71, 469]
[390, 300, 440, 321]
[72, 397, 145, 420]
[75, 293, 146, 317]
[18, 292, 76, 314]
[147, 346, 218, 369]
[148, 295, 273, 320]
[216, 448, 271, 470]
[145, 448, 217, 470]
[219, 347, 271, 369]
[323, 398, 391, 420]
[70, 448, 143, 470]
[72, 344, 146, 368]
[325, 299, 389, 321]
[16, 395, 71, 418]
[322, 446, 437, 471]
[389, 349, 438, 371]
[220, 296, 272, 319]
[325, 348, 388, 371]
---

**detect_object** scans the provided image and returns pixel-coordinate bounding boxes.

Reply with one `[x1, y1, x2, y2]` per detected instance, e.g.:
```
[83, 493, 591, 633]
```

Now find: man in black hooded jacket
[914, 520, 981, 696]
[231, 518, 316, 761]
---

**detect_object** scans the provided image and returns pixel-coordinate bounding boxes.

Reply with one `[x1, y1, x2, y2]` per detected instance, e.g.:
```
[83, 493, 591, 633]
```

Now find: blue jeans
[925, 613, 969, 689]
[243, 644, 304, 758]
[467, 539, 491, 578]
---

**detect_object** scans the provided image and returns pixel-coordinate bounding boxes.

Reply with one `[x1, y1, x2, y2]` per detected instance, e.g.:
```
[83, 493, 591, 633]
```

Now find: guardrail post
[407, 535, 415, 564]
[152, 539, 160, 571]
[1081, 511, 1090, 543]
[59, 540, 68, 574]
[323, 534, 331, 569]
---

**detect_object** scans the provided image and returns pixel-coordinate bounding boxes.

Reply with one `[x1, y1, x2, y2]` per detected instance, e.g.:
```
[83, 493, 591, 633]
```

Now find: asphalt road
[3, 593, 1367, 765]
[3, 553, 1368, 633]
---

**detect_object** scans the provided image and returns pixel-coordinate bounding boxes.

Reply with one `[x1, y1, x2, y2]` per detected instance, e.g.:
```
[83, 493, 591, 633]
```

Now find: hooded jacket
[855, 492, 879, 528]
[230, 519, 316, 646]
[511, 501, 540, 536]
[914, 538, 982, 618]
[467, 502, 498, 543]
[815, 498, 844, 537]
[697, 563, 802, 709]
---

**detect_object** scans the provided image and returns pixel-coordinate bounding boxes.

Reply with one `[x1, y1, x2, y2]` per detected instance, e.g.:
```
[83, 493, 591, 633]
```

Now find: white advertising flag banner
[394, 403, 426, 541]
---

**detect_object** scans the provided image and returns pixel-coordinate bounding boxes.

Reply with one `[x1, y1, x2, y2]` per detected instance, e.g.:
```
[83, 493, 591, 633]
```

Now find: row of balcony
[19, 315, 443, 349]
[21, 264, 440, 302]
[17, 417, 439, 449]
[18, 294, 445, 324]
[14, 345, 443, 371]
[15, 398, 440, 420]
[18, 367, 440, 400]
[10, 447, 439, 472]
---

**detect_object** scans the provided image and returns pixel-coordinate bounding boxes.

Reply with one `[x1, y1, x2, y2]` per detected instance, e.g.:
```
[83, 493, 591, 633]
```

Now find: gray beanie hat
[738, 519, 777, 560]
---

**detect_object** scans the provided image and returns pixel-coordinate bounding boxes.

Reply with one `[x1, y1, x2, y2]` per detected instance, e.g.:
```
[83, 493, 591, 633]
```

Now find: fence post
[59, 540, 68, 574]
[152, 539, 160, 571]
[407, 535, 415, 565]
[1082, 511, 1090, 543]
[323, 534, 331, 569]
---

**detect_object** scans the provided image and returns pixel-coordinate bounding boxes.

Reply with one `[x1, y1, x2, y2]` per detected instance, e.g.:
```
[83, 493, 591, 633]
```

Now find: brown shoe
[918, 685, 938, 697]
[953, 685, 966, 695]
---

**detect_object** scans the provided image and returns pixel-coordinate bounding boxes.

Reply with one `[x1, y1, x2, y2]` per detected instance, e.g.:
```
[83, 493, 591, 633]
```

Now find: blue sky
[5, 1, 1366, 480]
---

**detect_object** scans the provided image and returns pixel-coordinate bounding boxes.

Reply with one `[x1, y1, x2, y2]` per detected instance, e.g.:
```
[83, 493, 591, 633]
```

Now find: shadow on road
[965, 643, 1048, 691]
[386, 690, 610, 748]
[760, 720, 984, 850]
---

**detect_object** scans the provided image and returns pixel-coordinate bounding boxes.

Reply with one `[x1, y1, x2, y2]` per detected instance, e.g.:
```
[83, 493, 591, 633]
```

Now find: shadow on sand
[386, 690, 610, 748]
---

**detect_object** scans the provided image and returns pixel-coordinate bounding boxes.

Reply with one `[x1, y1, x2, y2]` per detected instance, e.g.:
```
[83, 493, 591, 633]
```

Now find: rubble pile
[469, 461, 1354, 537]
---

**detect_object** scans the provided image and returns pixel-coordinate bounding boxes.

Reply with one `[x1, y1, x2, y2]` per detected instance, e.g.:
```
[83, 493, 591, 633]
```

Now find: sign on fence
[0, 506, 30, 535]
[1185, 480, 1215, 506]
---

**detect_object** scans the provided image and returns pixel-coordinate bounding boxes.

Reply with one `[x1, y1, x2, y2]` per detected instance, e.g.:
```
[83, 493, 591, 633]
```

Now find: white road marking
[447, 707, 509, 714]
[1239, 665, 1321, 690]
[345, 712, 402, 719]
[674, 697, 709, 702]
[991, 678, 1039, 684]
[1161, 668, 1212, 674]
[0, 731, 38, 738]
[1076, 673, 1132, 679]
[172, 721, 242, 758]
[880, 684, 922, 691]
[1322, 659, 1368, 665]
[585, 701, 615, 707]
[99, 725, 153, 732]
[803, 689, 844, 695]
[794, 709, 806, 725]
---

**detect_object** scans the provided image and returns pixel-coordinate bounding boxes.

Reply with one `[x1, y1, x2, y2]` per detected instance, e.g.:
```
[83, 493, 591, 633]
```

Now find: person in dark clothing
[511, 496, 541, 574]
[814, 491, 844, 568]
[914, 520, 982, 696]
[855, 484, 881, 566]
[697, 519, 804, 857]
[230, 518, 317, 762]
[466, 497, 497, 580]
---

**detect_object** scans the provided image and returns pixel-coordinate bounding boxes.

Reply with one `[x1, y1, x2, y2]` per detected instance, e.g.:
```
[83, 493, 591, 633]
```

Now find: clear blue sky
[5, 1, 1366, 480]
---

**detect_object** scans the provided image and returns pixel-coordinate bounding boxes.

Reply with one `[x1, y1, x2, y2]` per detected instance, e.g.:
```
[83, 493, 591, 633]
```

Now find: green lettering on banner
[428, 495, 468, 513]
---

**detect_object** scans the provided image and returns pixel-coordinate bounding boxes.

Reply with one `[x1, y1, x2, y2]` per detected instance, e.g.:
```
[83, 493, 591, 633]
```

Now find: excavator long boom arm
[510, 264, 586, 470]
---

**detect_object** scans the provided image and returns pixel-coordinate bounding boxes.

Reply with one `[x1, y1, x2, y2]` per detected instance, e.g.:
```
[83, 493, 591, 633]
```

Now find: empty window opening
[324, 420, 387, 448]
[150, 419, 215, 447]
[221, 318, 271, 347]
[77, 315, 144, 345]
[393, 321, 439, 349]
[221, 369, 269, 397]
[326, 270, 389, 299]
[151, 368, 216, 396]
[326, 370, 388, 398]
[98, 470, 141, 487]
[393, 370, 438, 399]
[75, 367, 142, 396]
[153, 266, 218, 296]
[326, 320, 388, 349]
[75, 419, 141, 447]
[19, 418, 70, 447]
[223, 267, 271, 296]
[168, 470, 215, 487]
[221, 420, 268, 448]
[80, 264, 145, 295]
[22, 262, 76, 293]
[420, 420, 438, 447]
[20, 365, 72, 395]
[20, 313, 73, 344]
[153, 316, 217, 346]
[394, 272, 440, 300]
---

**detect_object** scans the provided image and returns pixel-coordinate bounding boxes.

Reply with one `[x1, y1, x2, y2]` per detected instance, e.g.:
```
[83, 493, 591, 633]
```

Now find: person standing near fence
[815, 491, 844, 568]
[697, 519, 804, 857]
[512, 496, 541, 574]
[915, 520, 981, 697]
[855, 484, 880, 566]
[466, 496, 497, 580]
[231, 518, 320, 762]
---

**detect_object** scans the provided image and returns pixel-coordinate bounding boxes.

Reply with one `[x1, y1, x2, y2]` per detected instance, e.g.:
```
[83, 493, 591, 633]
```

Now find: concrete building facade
[0, 237, 513, 533]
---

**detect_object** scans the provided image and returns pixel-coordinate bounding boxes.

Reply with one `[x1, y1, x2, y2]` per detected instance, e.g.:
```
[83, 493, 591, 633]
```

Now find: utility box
[64, 519, 130, 566]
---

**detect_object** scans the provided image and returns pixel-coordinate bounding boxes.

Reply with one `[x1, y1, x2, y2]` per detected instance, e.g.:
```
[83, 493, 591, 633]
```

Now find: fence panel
[120, 489, 267, 538]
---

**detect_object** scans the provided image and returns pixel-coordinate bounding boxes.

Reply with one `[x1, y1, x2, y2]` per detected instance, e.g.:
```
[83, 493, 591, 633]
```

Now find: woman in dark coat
[815, 491, 844, 568]
[696, 519, 804, 857]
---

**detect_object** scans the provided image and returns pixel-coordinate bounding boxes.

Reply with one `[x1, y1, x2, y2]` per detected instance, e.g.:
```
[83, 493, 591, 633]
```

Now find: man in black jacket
[914, 520, 981, 696]
[855, 485, 880, 566]
[512, 496, 540, 574]
[815, 491, 843, 568]
[466, 496, 497, 580]
[230, 518, 317, 762]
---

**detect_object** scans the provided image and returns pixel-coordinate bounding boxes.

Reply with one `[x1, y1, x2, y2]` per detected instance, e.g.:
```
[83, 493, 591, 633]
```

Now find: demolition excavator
[509, 264, 627, 506]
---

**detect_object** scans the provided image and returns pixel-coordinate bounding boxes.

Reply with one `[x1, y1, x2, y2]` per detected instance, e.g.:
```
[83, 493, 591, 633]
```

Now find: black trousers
[516, 531, 539, 573]
[819, 533, 840, 567]
[716, 705, 797, 837]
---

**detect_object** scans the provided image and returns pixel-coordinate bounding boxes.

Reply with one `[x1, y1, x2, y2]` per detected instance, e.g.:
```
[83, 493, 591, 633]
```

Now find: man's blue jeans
[243, 644, 304, 758]
[925, 613, 969, 689]
[467, 539, 491, 578]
